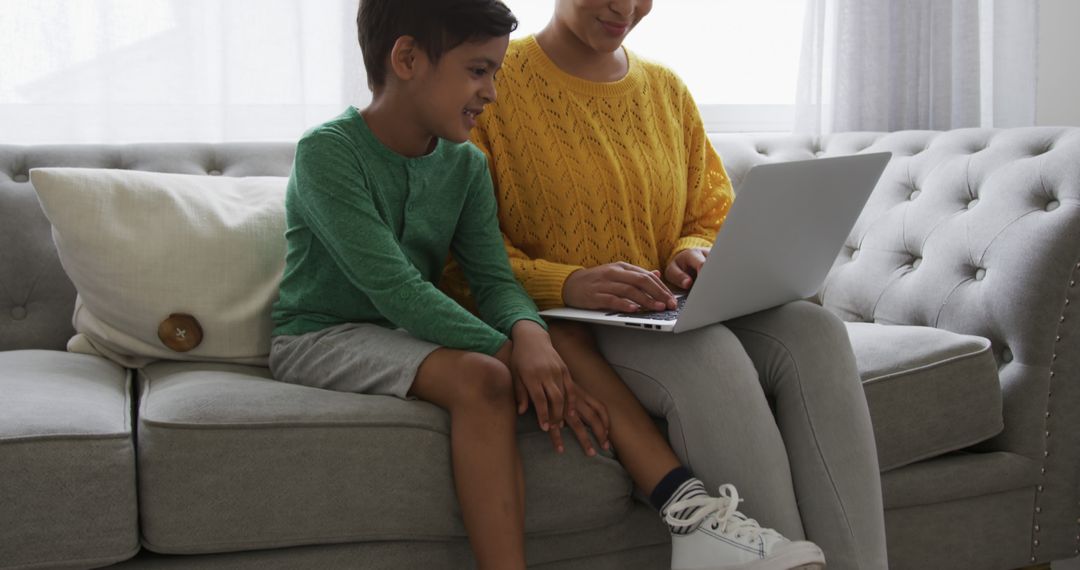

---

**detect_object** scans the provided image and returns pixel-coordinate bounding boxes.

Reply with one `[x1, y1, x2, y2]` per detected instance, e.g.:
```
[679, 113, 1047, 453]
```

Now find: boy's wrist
[511, 319, 548, 341]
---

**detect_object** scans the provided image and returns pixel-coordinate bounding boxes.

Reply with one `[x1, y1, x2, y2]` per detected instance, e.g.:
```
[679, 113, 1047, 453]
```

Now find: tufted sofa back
[711, 129, 1080, 553]
[0, 143, 296, 352]
[5, 132, 1080, 367]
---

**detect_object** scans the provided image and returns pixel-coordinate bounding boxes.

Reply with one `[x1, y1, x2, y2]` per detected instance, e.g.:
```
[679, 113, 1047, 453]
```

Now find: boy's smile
[361, 33, 510, 158]
[413, 35, 509, 145]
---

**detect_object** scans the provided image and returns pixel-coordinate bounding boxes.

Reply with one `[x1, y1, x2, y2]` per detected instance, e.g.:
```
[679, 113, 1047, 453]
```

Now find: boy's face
[556, 0, 652, 53]
[411, 35, 510, 144]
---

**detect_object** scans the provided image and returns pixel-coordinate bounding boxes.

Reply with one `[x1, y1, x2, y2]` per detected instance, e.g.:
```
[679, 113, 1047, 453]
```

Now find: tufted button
[966, 198, 979, 209]
[975, 268, 986, 281]
[908, 190, 921, 201]
[1046, 200, 1060, 212]
[13, 173, 29, 183]
[911, 257, 922, 270]
[10, 306, 27, 320]
[208, 169, 223, 176]
[157, 313, 203, 352]
[1002, 348, 1014, 363]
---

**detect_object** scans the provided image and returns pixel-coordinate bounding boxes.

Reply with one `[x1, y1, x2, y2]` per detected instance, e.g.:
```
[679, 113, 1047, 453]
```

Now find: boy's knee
[459, 354, 514, 407]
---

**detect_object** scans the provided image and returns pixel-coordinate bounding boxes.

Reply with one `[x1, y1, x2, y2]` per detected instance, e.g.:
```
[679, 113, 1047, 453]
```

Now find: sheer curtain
[0, 0, 366, 144]
[795, 0, 1039, 135]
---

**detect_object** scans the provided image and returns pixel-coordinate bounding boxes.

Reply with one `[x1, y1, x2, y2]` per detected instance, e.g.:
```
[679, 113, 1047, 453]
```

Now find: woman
[448, 1, 889, 568]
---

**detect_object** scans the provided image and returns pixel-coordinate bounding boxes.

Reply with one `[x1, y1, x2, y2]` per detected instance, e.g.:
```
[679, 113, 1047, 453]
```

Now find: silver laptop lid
[672, 152, 891, 333]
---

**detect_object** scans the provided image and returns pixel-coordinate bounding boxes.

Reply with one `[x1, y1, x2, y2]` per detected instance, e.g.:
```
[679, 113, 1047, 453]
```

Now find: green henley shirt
[271, 107, 544, 355]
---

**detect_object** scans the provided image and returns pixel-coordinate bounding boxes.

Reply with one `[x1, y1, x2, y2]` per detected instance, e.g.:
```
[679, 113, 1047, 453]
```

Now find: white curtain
[795, 0, 1039, 135]
[0, 0, 368, 144]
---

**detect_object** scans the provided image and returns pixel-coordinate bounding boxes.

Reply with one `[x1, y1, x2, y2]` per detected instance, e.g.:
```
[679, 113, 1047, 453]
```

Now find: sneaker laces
[663, 484, 777, 543]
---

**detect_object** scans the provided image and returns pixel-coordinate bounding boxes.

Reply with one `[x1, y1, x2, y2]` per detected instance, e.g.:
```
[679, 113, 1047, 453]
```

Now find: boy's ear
[389, 36, 423, 81]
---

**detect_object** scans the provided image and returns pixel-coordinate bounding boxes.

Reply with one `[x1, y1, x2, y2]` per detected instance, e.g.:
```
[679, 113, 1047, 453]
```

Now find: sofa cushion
[0, 350, 138, 570]
[135, 362, 634, 555]
[846, 323, 1004, 471]
[29, 167, 287, 368]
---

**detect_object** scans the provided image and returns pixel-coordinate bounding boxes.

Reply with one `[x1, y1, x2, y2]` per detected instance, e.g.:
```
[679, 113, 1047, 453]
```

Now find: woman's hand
[665, 248, 709, 290]
[563, 262, 677, 313]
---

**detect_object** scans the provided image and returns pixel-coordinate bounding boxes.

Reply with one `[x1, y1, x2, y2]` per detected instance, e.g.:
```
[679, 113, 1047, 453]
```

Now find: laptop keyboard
[609, 296, 687, 321]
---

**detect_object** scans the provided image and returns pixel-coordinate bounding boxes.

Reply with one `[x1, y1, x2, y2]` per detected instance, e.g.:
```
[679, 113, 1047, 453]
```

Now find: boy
[269, 1, 608, 568]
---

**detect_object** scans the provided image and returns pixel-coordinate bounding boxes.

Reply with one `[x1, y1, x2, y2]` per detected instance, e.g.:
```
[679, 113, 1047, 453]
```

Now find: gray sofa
[1, 127, 1078, 570]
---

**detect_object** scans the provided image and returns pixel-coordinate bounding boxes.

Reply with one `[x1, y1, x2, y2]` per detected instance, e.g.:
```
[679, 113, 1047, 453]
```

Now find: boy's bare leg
[409, 348, 526, 570]
[546, 321, 680, 493]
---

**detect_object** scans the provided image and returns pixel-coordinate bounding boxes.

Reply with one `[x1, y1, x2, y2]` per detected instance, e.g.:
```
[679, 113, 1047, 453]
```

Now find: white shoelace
[663, 483, 777, 543]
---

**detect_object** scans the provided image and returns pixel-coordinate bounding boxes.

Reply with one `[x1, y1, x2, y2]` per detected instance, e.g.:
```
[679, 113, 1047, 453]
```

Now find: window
[0, 0, 804, 143]
[502, 0, 806, 132]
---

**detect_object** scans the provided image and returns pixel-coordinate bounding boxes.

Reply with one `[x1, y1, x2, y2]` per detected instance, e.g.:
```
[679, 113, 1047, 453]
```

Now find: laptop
[538, 152, 891, 333]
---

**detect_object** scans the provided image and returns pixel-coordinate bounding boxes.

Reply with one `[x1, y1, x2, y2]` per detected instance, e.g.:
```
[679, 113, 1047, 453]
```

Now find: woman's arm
[664, 84, 736, 288]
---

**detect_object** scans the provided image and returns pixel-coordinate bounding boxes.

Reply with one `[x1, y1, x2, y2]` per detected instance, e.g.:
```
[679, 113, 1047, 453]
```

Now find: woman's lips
[600, 20, 629, 37]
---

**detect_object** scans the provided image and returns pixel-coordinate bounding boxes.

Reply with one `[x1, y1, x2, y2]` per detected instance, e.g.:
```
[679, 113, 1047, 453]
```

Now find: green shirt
[272, 107, 544, 355]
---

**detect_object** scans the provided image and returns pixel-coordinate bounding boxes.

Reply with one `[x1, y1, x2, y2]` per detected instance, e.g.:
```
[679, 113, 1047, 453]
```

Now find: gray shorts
[269, 322, 441, 399]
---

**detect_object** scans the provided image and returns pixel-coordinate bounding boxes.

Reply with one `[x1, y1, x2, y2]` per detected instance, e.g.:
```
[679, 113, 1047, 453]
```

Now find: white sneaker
[664, 484, 826, 570]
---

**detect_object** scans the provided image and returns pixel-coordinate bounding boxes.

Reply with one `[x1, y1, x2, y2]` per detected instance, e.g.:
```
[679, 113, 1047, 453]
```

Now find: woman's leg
[408, 348, 526, 570]
[591, 320, 807, 540]
[547, 320, 682, 492]
[726, 301, 887, 570]
[550, 320, 827, 570]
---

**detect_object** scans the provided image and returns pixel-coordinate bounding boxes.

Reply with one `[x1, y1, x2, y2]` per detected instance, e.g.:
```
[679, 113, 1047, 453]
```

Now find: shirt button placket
[405, 163, 416, 214]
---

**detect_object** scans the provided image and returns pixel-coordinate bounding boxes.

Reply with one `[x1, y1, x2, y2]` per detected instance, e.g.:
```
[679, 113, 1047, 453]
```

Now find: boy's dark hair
[357, 0, 518, 90]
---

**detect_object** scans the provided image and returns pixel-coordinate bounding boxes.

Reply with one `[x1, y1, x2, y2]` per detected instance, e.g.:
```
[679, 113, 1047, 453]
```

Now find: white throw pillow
[30, 168, 287, 368]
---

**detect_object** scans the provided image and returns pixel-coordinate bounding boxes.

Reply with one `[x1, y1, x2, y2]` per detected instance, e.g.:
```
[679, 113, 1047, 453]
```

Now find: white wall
[1037, 0, 1080, 126]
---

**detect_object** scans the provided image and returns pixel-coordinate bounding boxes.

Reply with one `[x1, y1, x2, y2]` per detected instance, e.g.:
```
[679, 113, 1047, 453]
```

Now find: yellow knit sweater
[447, 36, 734, 310]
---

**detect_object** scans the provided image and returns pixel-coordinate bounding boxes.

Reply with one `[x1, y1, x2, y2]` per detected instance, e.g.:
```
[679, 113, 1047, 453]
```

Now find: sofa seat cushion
[846, 323, 1004, 471]
[0, 350, 138, 570]
[136, 362, 634, 555]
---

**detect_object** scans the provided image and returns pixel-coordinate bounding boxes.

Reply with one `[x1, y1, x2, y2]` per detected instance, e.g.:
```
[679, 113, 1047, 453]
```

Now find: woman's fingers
[595, 293, 640, 313]
[565, 263, 676, 312]
[667, 249, 708, 289]
[666, 262, 693, 290]
[612, 264, 676, 308]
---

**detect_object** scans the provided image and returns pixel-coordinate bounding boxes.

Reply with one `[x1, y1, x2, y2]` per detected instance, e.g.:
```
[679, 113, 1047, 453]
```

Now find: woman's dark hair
[357, 0, 518, 90]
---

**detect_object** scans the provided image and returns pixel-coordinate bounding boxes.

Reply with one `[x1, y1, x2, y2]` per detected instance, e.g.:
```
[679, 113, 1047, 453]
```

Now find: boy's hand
[555, 378, 611, 457]
[507, 320, 572, 434]
[665, 248, 708, 290]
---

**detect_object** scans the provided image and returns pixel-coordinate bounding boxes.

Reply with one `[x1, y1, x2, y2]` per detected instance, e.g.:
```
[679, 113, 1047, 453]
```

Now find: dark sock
[659, 477, 709, 535]
[649, 466, 693, 511]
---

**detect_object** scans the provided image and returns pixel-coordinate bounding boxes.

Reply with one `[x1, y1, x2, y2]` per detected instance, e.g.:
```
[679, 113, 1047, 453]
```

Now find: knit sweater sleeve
[666, 81, 736, 270]
[468, 131, 584, 310]
[295, 131, 510, 355]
